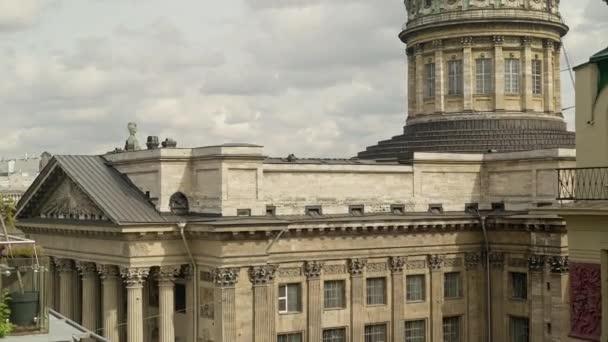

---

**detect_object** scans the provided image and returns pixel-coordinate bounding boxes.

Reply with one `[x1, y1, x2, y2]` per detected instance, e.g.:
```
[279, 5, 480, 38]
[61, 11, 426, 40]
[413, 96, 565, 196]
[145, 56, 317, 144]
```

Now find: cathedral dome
[358, 0, 574, 160]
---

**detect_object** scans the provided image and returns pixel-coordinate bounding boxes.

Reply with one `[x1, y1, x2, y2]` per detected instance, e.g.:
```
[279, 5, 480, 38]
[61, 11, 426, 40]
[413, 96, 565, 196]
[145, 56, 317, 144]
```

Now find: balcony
[557, 167, 608, 200]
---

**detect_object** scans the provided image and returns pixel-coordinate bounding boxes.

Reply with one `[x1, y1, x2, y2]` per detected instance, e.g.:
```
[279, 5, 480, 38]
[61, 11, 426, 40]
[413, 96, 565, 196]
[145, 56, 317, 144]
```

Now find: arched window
[169, 192, 189, 214]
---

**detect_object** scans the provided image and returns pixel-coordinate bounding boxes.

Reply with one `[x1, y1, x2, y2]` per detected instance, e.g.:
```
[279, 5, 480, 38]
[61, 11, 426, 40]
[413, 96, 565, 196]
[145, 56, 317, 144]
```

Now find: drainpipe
[178, 222, 198, 342]
[476, 210, 492, 342]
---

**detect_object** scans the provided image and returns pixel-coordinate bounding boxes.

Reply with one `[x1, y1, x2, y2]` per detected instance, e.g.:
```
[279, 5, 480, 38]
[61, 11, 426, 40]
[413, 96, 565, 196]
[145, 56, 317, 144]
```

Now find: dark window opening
[266, 206, 276, 216]
[349, 205, 364, 216]
[169, 192, 189, 214]
[306, 206, 323, 217]
[237, 209, 251, 216]
[175, 283, 186, 312]
[428, 204, 444, 214]
[391, 204, 405, 215]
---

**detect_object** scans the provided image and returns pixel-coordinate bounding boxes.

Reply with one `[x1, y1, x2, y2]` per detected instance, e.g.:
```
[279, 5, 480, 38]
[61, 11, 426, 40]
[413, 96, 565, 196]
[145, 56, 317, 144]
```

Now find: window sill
[278, 311, 303, 316]
[366, 303, 388, 307]
[510, 297, 528, 302]
[473, 94, 492, 98]
[444, 296, 464, 301]
[406, 300, 426, 304]
[323, 307, 347, 311]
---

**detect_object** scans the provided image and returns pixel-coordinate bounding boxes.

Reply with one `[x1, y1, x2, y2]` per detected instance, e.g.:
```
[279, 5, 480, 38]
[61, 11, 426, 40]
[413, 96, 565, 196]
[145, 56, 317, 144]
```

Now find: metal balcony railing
[557, 167, 608, 200]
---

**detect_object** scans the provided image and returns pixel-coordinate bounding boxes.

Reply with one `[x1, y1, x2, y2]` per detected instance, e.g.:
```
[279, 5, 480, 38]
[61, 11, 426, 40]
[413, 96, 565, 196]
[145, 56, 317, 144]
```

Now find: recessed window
[448, 60, 463, 95]
[425, 63, 436, 98]
[476, 58, 493, 95]
[444, 272, 462, 299]
[266, 206, 276, 216]
[169, 192, 189, 214]
[443, 316, 461, 342]
[237, 209, 251, 216]
[278, 283, 302, 313]
[349, 205, 364, 216]
[428, 204, 444, 214]
[366, 277, 386, 305]
[505, 58, 521, 94]
[323, 328, 346, 342]
[391, 204, 405, 215]
[364, 324, 387, 342]
[324, 280, 346, 309]
[532, 59, 542, 95]
[305, 205, 322, 217]
[510, 317, 529, 342]
[511, 272, 527, 300]
[405, 320, 426, 342]
[406, 274, 426, 302]
[278, 332, 303, 342]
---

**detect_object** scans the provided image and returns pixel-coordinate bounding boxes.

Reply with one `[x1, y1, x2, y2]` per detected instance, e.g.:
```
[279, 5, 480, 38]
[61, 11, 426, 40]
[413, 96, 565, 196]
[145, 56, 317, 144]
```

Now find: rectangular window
[505, 58, 521, 94]
[443, 316, 461, 342]
[425, 63, 436, 98]
[364, 324, 387, 342]
[278, 333, 303, 342]
[324, 280, 345, 309]
[366, 277, 386, 305]
[406, 274, 426, 302]
[476, 58, 492, 94]
[511, 272, 527, 300]
[532, 59, 542, 95]
[349, 205, 365, 216]
[323, 328, 346, 342]
[448, 60, 463, 95]
[278, 283, 302, 313]
[510, 317, 529, 342]
[444, 272, 462, 299]
[405, 320, 426, 342]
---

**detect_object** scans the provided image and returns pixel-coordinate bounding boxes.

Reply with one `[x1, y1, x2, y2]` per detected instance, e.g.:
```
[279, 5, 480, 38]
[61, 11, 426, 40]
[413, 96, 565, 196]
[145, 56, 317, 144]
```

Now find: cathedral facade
[13, 1, 581, 342]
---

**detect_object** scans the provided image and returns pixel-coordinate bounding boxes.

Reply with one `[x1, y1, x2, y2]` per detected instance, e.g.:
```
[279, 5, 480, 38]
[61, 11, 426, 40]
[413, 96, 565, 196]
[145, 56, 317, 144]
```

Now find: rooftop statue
[124, 122, 141, 151]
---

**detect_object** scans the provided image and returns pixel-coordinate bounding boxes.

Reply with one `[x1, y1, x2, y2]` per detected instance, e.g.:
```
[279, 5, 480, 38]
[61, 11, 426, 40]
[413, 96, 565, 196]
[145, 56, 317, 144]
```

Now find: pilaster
[120, 267, 150, 342]
[304, 261, 323, 342]
[543, 40, 555, 113]
[213, 267, 240, 342]
[98, 264, 120, 342]
[407, 48, 417, 118]
[428, 254, 444, 342]
[415, 44, 425, 114]
[433, 40, 445, 113]
[249, 265, 277, 342]
[182, 265, 195, 342]
[522, 36, 534, 111]
[549, 256, 569, 341]
[55, 258, 75, 320]
[348, 258, 367, 342]
[528, 255, 545, 341]
[489, 252, 506, 342]
[493, 36, 505, 111]
[72, 262, 82, 323]
[553, 42, 562, 115]
[465, 252, 483, 342]
[462, 37, 474, 111]
[76, 261, 99, 332]
[156, 266, 180, 342]
[390, 257, 406, 342]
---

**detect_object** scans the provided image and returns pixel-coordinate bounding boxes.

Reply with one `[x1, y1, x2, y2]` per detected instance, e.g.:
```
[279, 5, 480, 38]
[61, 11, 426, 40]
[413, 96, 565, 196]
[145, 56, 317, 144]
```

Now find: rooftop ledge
[401, 8, 567, 38]
[104, 143, 265, 163]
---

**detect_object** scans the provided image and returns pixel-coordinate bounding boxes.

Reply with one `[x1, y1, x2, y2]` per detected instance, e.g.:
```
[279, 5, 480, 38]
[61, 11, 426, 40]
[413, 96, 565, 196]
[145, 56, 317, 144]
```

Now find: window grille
[510, 317, 529, 342]
[278, 333, 303, 342]
[505, 58, 521, 94]
[405, 320, 426, 342]
[406, 275, 425, 302]
[476, 58, 492, 94]
[366, 278, 386, 305]
[443, 316, 461, 342]
[425, 63, 436, 98]
[448, 60, 463, 95]
[532, 60, 542, 95]
[364, 324, 387, 342]
[323, 328, 346, 342]
[511, 273, 527, 300]
[444, 272, 461, 299]
[324, 280, 345, 309]
[278, 284, 302, 313]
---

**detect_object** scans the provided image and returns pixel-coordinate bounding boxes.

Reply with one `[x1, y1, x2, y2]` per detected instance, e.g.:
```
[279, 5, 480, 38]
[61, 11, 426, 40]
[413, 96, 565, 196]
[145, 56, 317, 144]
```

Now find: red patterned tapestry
[569, 262, 602, 341]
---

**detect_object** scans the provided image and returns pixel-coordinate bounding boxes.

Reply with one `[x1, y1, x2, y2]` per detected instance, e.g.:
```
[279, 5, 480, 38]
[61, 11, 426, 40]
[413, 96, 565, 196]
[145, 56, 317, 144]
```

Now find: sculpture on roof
[124, 122, 141, 151]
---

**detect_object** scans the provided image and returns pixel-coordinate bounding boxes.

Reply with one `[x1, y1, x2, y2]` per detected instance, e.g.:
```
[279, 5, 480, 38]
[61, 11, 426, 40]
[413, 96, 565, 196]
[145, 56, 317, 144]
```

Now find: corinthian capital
[97, 264, 120, 279]
[120, 267, 150, 287]
[389, 256, 406, 273]
[427, 254, 444, 270]
[75, 261, 97, 276]
[155, 265, 181, 284]
[213, 268, 240, 288]
[304, 261, 324, 280]
[348, 258, 368, 276]
[248, 265, 277, 286]
[54, 258, 74, 273]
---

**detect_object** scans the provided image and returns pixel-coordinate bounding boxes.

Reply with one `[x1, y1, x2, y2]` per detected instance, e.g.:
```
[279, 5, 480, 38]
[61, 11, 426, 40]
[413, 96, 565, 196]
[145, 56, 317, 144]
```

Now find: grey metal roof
[53, 155, 164, 224]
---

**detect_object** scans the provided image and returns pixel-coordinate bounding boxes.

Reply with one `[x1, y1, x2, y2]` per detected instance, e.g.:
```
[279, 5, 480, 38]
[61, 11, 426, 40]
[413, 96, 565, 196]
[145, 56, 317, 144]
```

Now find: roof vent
[146, 136, 160, 150]
[162, 138, 177, 148]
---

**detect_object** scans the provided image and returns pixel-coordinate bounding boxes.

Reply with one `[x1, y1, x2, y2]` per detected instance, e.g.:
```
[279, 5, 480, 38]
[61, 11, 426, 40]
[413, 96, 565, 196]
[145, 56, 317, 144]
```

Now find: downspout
[476, 211, 492, 342]
[178, 222, 198, 342]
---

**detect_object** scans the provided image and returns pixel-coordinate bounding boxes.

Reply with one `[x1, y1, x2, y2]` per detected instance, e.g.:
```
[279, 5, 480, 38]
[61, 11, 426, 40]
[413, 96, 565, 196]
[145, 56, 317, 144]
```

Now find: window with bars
[476, 58, 492, 94]
[323, 328, 346, 342]
[505, 58, 521, 94]
[448, 60, 463, 95]
[278, 283, 302, 313]
[510, 317, 529, 342]
[444, 272, 462, 299]
[406, 274, 425, 302]
[364, 324, 387, 342]
[425, 63, 436, 98]
[532, 59, 542, 95]
[278, 333, 302, 342]
[443, 316, 461, 342]
[366, 277, 386, 305]
[324, 280, 345, 309]
[405, 320, 426, 342]
[511, 272, 527, 300]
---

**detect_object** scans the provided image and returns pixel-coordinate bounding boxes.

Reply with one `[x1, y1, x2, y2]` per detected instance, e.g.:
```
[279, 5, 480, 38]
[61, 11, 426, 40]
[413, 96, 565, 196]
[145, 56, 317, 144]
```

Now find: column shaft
[391, 272, 405, 342]
[463, 41, 474, 111]
[430, 270, 443, 342]
[522, 38, 533, 111]
[543, 41, 555, 113]
[491, 264, 506, 342]
[78, 262, 99, 331]
[351, 275, 365, 342]
[118, 281, 126, 342]
[494, 38, 505, 110]
[408, 53, 417, 118]
[142, 279, 150, 342]
[121, 267, 149, 342]
[529, 271, 544, 341]
[249, 266, 276, 342]
[56, 259, 75, 319]
[434, 46, 445, 113]
[184, 266, 195, 342]
[553, 45, 562, 114]
[72, 266, 82, 323]
[307, 278, 322, 342]
[415, 50, 425, 114]
[218, 287, 237, 342]
[102, 275, 120, 342]
[159, 282, 175, 342]
[466, 267, 481, 342]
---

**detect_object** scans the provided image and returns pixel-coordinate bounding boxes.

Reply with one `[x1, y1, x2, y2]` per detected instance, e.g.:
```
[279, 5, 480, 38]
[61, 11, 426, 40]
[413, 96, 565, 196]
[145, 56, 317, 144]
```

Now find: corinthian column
[213, 267, 240, 342]
[97, 264, 121, 342]
[304, 261, 324, 342]
[120, 267, 149, 342]
[249, 265, 277, 342]
[76, 261, 99, 332]
[433, 40, 445, 113]
[156, 266, 180, 342]
[55, 258, 75, 319]
[543, 40, 555, 113]
[390, 257, 406, 342]
[428, 254, 444, 342]
[462, 37, 474, 112]
[348, 258, 367, 342]
[493, 35, 505, 111]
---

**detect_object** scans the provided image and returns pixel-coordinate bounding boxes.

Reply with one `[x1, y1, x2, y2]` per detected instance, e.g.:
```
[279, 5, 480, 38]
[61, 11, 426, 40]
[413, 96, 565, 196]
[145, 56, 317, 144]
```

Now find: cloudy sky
[1, 0, 607, 159]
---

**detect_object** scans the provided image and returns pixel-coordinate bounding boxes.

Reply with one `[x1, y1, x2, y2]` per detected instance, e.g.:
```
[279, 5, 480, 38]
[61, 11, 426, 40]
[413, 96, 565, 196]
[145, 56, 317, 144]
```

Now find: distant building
[0, 153, 49, 202]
